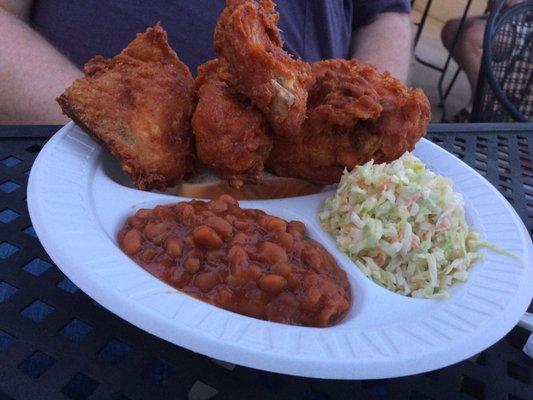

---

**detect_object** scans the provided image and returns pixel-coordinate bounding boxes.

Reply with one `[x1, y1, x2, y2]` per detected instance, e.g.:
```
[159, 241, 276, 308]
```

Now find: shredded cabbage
[319, 153, 485, 299]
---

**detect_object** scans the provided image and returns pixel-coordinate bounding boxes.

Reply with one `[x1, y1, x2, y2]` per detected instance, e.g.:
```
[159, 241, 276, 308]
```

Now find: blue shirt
[30, 0, 410, 74]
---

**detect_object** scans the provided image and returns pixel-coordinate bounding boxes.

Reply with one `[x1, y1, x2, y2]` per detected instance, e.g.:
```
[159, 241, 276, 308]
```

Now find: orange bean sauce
[117, 195, 351, 327]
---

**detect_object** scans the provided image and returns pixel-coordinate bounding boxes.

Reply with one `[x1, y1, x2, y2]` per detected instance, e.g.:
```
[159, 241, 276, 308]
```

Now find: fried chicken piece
[192, 59, 272, 188]
[306, 60, 383, 133]
[57, 24, 195, 190]
[267, 59, 431, 185]
[214, 0, 312, 137]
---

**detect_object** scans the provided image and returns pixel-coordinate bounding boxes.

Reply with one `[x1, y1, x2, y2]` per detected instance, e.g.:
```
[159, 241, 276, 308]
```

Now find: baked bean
[233, 219, 253, 231]
[287, 274, 304, 291]
[272, 263, 293, 278]
[126, 215, 144, 228]
[184, 257, 201, 274]
[173, 202, 188, 215]
[275, 232, 294, 251]
[235, 210, 249, 221]
[245, 232, 261, 244]
[144, 222, 170, 243]
[226, 264, 260, 286]
[259, 274, 287, 292]
[218, 194, 238, 206]
[244, 264, 262, 281]
[289, 230, 303, 240]
[215, 287, 234, 308]
[228, 245, 248, 273]
[231, 246, 261, 279]
[264, 216, 287, 232]
[300, 287, 323, 311]
[202, 210, 215, 218]
[155, 254, 174, 270]
[225, 275, 242, 287]
[164, 237, 182, 258]
[206, 249, 226, 262]
[177, 203, 196, 223]
[288, 220, 306, 234]
[118, 195, 351, 327]
[117, 229, 126, 244]
[302, 246, 323, 272]
[193, 226, 223, 248]
[266, 292, 298, 322]
[208, 198, 229, 212]
[122, 229, 142, 255]
[224, 214, 236, 224]
[205, 216, 233, 238]
[135, 209, 151, 219]
[317, 307, 337, 327]
[168, 269, 191, 287]
[153, 205, 175, 220]
[303, 273, 320, 287]
[139, 247, 158, 263]
[321, 251, 337, 272]
[184, 235, 194, 247]
[256, 242, 288, 264]
[229, 232, 247, 246]
[277, 292, 298, 307]
[195, 271, 221, 292]
[239, 299, 265, 318]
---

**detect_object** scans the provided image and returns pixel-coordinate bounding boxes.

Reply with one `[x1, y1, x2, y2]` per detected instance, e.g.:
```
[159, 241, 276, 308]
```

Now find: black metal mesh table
[1, 123, 532, 400]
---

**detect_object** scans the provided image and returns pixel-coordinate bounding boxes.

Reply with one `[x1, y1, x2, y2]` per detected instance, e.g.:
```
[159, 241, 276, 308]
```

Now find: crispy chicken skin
[214, 0, 312, 138]
[214, 2, 429, 186]
[57, 24, 195, 190]
[267, 59, 431, 185]
[192, 59, 273, 188]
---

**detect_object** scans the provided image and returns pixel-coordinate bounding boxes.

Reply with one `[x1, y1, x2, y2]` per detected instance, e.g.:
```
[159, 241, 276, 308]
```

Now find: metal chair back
[472, 0, 533, 122]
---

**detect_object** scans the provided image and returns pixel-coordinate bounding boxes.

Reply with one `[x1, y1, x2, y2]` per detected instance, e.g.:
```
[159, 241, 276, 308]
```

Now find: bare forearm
[0, 8, 82, 124]
[350, 12, 412, 83]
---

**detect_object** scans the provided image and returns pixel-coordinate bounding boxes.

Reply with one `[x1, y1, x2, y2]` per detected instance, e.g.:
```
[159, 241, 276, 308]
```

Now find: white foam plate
[27, 122, 533, 379]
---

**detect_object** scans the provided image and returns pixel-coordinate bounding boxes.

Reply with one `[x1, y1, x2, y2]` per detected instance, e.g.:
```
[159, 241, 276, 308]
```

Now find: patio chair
[471, 0, 533, 122]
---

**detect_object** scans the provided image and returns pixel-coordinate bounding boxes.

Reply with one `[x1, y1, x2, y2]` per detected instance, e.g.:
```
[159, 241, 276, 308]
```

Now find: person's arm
[350, 12, 412, 83]
[0, 1, 82, 124]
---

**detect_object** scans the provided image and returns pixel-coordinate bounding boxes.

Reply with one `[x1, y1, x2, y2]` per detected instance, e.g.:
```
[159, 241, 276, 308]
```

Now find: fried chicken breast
[192, 59, 273, 188]
[57, 24, 195, 190]
[267, 59, 431, 185]
[214, 0, 312, 138]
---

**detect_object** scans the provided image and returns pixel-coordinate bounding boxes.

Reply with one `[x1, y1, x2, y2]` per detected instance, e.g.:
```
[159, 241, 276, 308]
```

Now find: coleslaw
[319, 153, 484, 298]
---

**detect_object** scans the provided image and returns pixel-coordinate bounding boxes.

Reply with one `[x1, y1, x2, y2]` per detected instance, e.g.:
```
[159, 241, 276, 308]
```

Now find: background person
[441, 0, 524, 121]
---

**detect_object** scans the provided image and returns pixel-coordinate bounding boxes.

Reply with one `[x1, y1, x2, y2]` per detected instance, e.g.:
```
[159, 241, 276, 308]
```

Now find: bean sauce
[118, 195, 351, 327]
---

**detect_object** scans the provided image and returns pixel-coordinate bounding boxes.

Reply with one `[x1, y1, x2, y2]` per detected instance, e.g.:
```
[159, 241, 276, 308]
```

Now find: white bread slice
[167, 165, 323, 200]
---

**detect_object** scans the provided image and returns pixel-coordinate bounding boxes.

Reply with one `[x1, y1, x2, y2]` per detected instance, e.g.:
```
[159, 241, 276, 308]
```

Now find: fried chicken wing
[57, 24, 195, 190]
[192, 59, 273, 188]
[267, 59, 431, 185]
[214, 0, 312, 137]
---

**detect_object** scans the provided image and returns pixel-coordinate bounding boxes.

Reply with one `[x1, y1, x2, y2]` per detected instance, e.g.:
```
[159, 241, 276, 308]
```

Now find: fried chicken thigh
[57, 24, 195, 190]
[214, 0, 312, 137]
[192, 59, 273, 188]
[267, 59, 431, 185]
